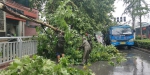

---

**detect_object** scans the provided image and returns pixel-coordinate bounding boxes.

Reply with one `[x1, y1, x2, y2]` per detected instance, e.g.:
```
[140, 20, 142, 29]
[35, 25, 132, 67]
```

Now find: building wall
[135, 25, 150, 39]
[25, 21, 38, 36]
[5, 0, 39, 36]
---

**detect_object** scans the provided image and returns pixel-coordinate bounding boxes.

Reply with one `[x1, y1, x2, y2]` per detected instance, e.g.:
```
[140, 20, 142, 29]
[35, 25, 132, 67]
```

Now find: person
[85, 32, 92, 52]
[56, 32, 65, 63]
[79, 37, 91, 65]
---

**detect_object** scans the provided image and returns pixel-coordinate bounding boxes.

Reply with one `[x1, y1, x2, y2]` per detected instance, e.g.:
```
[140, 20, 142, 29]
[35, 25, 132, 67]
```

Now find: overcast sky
[112, 0, 150, 25]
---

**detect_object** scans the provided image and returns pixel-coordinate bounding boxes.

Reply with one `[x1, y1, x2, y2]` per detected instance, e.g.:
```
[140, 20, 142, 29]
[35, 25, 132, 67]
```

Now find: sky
[112, 0, 150, 26]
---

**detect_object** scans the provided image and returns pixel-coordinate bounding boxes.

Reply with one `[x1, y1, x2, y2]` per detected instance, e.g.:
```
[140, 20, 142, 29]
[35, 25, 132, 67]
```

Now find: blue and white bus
[108, 25, 134, 49]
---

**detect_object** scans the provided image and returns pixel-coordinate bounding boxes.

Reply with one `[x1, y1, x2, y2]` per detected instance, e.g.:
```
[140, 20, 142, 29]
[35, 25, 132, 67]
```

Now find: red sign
[142, 27, 146, 30]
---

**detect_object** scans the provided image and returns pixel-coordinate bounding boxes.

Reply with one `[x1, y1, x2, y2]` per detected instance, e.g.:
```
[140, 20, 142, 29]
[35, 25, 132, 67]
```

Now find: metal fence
[0, 36, 37, 65]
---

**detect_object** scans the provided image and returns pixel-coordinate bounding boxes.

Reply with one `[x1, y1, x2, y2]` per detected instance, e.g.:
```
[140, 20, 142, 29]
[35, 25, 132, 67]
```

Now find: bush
[0, 55, 95, 75]
[135, 36, 148, 40]
[135, 36, 141, 40]
[134, 39, 150, 49]
[90, 43, 123, 63]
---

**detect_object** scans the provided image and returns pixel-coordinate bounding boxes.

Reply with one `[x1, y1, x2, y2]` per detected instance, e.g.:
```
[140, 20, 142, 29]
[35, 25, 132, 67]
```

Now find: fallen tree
[0, 2, 64, 33]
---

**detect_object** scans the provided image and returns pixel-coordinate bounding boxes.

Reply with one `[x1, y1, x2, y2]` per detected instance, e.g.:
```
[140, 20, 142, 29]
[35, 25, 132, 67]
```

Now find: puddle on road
[89, 50, 150, 75]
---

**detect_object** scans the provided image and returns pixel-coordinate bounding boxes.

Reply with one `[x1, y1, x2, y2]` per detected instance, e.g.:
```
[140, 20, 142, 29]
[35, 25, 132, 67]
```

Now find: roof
[110, 25, 131, 28]
[135, 22, 150, 28]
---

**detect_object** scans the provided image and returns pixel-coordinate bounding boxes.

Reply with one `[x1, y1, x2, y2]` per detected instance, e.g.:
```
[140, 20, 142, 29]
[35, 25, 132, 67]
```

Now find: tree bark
[139, 0, 143, 40]
[132, 16, 136, 39]
[139, 15, 143, 40]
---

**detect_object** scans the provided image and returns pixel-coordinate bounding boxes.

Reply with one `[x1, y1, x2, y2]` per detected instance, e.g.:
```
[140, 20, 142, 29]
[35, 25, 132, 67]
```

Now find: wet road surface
[89, 49, 150, 75]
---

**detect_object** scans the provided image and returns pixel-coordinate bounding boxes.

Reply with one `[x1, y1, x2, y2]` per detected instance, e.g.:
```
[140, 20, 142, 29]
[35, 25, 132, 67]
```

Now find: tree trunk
[132, 18, 135, 29]
[139, 15, 143, 40]
[139, 0, 143, 40]
[132, 16, 135, 39]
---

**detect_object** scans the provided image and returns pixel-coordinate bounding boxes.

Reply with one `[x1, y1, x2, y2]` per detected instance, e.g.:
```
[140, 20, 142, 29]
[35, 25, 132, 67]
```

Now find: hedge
[134, 39, 150, 50]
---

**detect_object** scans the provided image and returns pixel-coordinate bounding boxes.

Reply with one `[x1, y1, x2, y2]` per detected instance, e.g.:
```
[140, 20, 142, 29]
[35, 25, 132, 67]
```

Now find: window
[111, 27, 132, 35]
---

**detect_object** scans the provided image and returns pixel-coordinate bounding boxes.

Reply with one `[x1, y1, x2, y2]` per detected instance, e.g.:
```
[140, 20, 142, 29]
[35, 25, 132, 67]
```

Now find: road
[88, 48, 150, 75]
[1, 48, 150, 75]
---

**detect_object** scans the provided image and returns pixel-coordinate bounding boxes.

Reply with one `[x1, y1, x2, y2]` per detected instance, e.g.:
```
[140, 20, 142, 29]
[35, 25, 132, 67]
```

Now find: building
[0, 0, 39, 37]
[135, 22, 150, 38]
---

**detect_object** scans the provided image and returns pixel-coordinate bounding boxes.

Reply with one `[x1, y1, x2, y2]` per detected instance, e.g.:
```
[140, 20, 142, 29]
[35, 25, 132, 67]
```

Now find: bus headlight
[129, 39, 134, 42]
[111, 40, 116, 42]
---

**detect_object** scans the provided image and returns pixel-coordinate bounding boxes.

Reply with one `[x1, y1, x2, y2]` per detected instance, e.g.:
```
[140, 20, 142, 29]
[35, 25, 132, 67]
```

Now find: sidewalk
[132, 46, 150, 53]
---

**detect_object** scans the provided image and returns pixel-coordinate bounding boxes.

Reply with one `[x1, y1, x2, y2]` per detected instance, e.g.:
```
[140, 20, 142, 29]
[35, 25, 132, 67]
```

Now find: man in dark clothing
[56, 32, 65, 62]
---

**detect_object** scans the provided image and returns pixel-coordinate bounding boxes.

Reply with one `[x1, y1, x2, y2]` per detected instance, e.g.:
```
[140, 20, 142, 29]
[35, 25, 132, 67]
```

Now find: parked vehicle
[108, 25, 134, 49]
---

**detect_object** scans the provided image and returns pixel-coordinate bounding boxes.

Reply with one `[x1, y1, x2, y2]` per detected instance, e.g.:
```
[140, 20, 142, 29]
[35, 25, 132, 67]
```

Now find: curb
[0, 61, 11, 70]
[0, 55, 34, 70]
[132, 46, 150, 53]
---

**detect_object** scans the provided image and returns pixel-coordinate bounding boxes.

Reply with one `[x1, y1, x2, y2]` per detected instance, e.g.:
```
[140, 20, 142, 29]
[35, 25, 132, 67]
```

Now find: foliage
[121, 0, 149, 15]
[28, 0, 46, 11]
[33, 0, 125, 65]
[36, 26, 125, 65]
[134, 39, 150, 49]
[36, 26, 58, 60]
[0, 55, 95, 75]
[121, 0, 150, 39]
[135, 36, 141, 40]
[121, 0, 149, 23]
[135, 36, 147, 40]
[36, 26, 82, 60]
[0, 52, 2, 56]
[90, 43, 125, 64]
[26, 0, 126, 68]
[0, 0, 126, 74]
[72, 0, 115, 32]
[29, 0, 116, 34]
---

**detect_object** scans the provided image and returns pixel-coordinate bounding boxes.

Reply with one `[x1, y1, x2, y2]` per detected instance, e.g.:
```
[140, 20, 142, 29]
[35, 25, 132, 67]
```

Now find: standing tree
[122, 0, 136, 29]
[121, 0, 149, 39]
[134, 0, 149, 39]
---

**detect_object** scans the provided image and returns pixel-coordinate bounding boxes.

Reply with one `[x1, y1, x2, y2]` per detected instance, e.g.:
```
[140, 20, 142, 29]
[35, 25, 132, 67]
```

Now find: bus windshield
[111, 27, 132, 35]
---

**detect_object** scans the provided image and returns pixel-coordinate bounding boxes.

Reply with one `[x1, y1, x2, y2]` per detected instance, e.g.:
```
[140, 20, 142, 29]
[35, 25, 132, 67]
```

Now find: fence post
[3, 43, 6, 63]
[18, 37, 22, 58]
[6, 43, 9, 62]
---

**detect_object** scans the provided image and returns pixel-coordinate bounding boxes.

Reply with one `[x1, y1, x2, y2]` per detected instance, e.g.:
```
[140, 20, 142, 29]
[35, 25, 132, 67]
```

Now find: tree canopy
[26, 0, 124, 64]
[121, 0, 150, 39]
[29, 0, 116, 34]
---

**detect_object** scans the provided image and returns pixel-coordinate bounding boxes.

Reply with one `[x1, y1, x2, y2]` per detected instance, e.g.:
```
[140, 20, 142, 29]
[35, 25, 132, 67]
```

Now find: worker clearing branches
[79, 37, 91, 65]
[56, 32, 65, 63]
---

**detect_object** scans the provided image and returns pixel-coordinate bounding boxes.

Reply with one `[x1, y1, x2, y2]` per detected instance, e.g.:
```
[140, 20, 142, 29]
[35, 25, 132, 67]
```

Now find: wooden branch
[0, 2, 64, 33]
